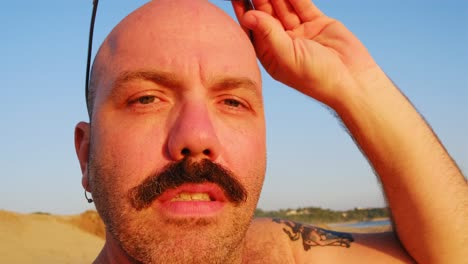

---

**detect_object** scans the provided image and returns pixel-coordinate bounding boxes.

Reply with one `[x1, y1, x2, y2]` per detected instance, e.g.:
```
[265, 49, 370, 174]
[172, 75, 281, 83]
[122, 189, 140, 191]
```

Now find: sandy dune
[0, 210, 104, 264]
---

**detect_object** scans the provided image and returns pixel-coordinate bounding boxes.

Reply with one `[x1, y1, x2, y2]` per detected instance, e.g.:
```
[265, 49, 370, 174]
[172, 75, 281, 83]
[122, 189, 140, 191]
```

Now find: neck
[93, 230, 138, 264]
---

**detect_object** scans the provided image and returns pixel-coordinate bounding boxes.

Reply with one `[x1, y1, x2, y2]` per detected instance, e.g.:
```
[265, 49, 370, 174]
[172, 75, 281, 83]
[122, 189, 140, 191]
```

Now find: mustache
[128, 158, 247, 210]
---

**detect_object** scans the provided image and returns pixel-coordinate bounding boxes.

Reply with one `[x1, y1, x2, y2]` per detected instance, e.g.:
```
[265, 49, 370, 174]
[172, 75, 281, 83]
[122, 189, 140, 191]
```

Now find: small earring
[84, 190, 94, 203]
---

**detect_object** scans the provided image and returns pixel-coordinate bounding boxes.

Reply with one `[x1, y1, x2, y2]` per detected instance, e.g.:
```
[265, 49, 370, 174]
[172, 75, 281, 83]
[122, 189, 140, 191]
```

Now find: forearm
[334, 67, 468, 263]
[234, 1, 467, 260]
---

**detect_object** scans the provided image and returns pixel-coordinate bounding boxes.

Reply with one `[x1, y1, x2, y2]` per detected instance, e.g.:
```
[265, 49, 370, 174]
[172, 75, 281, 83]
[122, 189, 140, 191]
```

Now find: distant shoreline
[326, 218, 392, 233]
[327, 217, 390, 225]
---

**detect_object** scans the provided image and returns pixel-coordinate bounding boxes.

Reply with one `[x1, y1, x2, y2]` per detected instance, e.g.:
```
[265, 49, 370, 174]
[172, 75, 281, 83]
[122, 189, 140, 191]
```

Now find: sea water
[330, 219, 391, 229]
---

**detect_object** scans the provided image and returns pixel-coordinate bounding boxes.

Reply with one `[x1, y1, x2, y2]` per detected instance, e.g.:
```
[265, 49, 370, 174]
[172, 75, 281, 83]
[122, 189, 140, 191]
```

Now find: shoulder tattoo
[272, 218, 354, 251]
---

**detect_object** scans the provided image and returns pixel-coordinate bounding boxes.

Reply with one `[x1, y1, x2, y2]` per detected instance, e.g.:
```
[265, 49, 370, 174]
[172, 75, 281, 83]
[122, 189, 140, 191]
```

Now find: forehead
[92, 0, 261, 96]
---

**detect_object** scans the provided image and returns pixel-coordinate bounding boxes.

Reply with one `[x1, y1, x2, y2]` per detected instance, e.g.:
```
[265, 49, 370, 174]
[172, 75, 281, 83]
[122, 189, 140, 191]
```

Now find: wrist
[332, 66, 395, 119]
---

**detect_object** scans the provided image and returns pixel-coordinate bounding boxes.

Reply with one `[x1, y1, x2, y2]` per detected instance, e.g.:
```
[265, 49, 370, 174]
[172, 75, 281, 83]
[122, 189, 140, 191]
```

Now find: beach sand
[0, 210, 391, 263]
[0, 210, 104, 264]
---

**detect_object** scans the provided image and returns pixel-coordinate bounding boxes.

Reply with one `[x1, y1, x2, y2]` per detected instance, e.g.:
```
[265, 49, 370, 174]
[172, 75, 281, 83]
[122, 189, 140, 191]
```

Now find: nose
[167, 101, 221, 161]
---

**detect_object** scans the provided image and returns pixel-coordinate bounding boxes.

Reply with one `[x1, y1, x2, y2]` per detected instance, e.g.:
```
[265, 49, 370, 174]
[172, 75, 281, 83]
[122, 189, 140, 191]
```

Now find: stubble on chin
[109, 208, 252, 264]
[89, 166, 254, 263]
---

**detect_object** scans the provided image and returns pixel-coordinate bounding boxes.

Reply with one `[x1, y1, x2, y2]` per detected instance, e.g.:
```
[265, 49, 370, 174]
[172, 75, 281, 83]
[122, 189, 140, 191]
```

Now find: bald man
[74, 0, 467, 263]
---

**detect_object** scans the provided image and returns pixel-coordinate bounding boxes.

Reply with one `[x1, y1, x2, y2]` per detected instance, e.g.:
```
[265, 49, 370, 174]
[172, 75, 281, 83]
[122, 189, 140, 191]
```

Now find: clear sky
[1, 1, 467, 215]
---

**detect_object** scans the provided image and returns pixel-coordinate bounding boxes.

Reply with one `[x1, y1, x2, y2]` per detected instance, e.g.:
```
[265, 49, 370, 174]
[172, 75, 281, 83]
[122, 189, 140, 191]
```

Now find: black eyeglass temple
[85, 0, 99, 114]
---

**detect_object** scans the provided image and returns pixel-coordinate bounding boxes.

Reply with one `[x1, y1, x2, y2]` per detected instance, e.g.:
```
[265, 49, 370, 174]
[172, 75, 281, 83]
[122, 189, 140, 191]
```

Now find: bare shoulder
[244, 218, 415, 264]
[243, 218, 296, 263]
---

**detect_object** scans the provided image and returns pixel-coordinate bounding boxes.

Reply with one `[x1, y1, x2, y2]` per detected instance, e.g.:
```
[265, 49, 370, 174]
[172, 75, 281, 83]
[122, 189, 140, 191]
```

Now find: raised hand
[233, 2, 468, 264]
[231, 0, 380, 108]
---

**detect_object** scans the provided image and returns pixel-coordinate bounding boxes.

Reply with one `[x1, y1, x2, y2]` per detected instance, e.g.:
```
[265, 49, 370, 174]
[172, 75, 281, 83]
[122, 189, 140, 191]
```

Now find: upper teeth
[171, 192, 211, 202]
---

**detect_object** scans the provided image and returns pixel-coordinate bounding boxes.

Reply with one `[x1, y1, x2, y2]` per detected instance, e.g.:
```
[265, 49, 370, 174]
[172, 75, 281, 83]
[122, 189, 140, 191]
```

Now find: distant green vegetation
[255, 207, 389, 224]
[32, 211, 51, 215]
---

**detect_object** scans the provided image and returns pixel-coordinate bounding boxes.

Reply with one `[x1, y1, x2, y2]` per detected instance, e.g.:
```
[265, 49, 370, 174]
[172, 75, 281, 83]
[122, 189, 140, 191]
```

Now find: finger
[240, 10, 292, 58]
[289, 0, 324, 22]
[270, 0, 301, 30]
[251, 0, 277, 17]
[231, 1, 253, 39]
[231, 0, 248, 20]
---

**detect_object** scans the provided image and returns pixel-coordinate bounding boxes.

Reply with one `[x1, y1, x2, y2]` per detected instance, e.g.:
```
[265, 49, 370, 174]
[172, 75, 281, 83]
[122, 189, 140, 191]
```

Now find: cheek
[219, 122, 266, 193]
[92, 118, 169, 187]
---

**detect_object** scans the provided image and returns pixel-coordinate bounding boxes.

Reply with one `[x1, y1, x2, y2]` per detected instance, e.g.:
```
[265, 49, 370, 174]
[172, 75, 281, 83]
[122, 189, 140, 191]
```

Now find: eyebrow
[210, 76, 260, 97]
[111, 70, 260, 97]
[112, 70, 181, 92]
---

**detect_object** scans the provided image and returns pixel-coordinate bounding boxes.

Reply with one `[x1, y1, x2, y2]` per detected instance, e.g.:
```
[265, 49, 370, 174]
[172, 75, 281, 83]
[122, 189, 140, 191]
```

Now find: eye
[223, 98, 242, 108]
[126, 94, 167, 114]
[136, 95, 157, 104]
[129, 95, 161, 105]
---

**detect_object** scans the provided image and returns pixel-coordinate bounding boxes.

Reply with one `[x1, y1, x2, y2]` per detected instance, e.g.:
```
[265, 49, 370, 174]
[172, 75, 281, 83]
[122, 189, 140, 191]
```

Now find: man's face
[79, 1, 266, 263]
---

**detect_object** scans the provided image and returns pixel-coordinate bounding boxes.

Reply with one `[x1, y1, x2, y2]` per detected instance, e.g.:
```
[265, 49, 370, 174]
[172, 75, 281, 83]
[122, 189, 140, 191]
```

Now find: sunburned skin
[75, 0, 468, 263]
[77, 1, 265, 263]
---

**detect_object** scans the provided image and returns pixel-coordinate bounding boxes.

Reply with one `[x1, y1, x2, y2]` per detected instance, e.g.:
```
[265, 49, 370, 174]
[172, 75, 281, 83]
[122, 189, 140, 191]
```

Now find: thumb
[240, 11, 292, 57]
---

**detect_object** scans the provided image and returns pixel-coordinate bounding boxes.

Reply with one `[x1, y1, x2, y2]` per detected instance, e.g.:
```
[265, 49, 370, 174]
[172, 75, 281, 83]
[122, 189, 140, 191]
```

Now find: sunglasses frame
[85, 0, 99, 113]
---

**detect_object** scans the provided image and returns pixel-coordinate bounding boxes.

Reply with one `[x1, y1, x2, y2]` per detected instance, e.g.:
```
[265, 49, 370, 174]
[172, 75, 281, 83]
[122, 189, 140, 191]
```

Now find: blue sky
[1, 1, 466, 214]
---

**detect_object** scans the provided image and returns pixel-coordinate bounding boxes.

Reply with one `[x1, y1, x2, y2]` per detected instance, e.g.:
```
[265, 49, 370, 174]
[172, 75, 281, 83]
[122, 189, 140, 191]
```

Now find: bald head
[78, 3, 267, 263]
[87, 0, 260, 118]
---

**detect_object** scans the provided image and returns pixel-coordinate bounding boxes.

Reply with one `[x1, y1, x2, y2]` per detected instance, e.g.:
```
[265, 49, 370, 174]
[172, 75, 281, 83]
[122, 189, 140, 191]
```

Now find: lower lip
[157, 200, 225, 217]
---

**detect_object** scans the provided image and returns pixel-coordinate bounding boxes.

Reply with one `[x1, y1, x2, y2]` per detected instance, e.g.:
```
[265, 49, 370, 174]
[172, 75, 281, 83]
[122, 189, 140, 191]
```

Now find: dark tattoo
[272, 218, 354, 250]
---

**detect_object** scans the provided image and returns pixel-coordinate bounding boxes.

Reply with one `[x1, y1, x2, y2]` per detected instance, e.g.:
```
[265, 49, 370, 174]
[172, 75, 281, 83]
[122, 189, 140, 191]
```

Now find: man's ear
[75, 121, 91, 191]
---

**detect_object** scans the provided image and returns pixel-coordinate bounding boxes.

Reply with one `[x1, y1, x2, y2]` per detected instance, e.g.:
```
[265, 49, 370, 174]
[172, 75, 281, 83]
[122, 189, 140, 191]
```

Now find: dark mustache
[128, 158, 247, 210]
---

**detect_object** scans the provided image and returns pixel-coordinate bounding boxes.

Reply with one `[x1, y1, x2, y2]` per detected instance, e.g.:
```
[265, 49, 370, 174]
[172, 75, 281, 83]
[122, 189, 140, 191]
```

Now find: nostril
[181, 148, 190, 156]
[203, 149, 211, 156]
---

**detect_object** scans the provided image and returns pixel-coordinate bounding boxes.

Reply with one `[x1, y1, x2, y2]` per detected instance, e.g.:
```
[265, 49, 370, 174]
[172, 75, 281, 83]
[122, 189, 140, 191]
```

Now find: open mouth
[155, 183, 228, 217]
[158, 183, 227, 203]
[170, 192, 214, 202]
